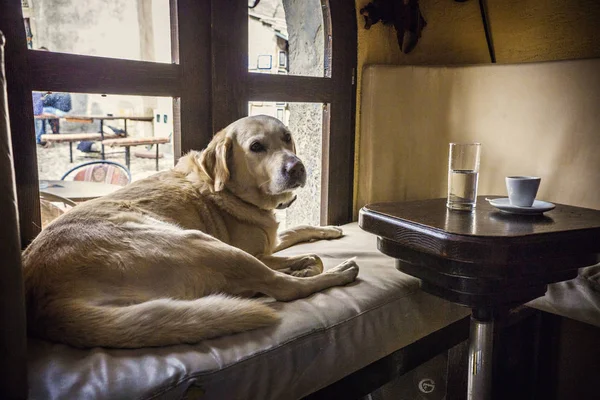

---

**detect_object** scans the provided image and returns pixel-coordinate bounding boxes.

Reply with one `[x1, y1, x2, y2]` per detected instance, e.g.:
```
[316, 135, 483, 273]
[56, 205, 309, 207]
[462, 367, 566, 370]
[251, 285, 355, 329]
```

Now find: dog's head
[177, 115, 306, 210]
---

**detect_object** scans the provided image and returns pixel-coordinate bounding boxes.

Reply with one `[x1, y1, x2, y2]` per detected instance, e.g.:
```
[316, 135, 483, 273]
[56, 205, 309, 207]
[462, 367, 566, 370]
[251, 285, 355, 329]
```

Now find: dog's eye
[250, 141, 266, 153]
[283, 133, 292, 143]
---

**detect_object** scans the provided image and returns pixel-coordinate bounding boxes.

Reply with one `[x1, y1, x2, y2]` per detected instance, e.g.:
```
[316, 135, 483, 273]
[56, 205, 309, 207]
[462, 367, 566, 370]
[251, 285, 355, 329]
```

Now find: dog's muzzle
[283, 157, 306, 189]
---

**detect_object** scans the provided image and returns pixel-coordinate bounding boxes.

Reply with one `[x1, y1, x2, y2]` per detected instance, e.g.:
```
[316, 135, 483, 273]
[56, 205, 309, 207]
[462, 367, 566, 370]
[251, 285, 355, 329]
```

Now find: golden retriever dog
[23, 115, 359, 348]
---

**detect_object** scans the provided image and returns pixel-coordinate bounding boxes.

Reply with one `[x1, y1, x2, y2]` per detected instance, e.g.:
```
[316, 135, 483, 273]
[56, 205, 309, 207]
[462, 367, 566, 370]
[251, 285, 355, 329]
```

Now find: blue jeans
[35, 107, 67, 144]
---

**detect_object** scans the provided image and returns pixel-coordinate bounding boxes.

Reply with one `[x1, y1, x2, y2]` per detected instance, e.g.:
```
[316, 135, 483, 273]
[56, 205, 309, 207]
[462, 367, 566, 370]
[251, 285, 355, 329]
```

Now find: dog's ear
[199, 131, 232, 192]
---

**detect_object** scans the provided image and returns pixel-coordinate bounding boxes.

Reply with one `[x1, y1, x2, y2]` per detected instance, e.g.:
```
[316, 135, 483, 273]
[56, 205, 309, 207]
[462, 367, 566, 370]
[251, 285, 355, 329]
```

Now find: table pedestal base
[468, 311, 494, 400]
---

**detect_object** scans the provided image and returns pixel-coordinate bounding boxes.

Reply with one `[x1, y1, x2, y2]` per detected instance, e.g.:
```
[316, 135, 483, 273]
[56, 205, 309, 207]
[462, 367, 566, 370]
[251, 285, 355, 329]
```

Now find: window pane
[248, 0, 329, 77]
[249, 101, 323, 229]
[34, 91, 174, 228]
[33, 91, 174, 181]
[22, 0, 171, 63]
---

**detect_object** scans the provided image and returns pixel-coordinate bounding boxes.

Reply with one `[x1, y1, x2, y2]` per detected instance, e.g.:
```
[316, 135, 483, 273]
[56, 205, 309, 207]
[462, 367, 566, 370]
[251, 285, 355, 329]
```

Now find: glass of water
[447, 143, 481, 211]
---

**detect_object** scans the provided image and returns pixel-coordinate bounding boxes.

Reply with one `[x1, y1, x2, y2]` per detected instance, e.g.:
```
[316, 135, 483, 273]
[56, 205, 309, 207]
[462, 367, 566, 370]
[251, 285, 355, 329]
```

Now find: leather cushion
[27, 223, 470, 400]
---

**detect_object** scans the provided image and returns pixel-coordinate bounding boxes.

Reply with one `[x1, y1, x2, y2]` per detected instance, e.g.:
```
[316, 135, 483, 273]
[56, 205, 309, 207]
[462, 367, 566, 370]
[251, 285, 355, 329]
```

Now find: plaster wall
[282, 0, 325, 227]
[25, 0, 171, 137]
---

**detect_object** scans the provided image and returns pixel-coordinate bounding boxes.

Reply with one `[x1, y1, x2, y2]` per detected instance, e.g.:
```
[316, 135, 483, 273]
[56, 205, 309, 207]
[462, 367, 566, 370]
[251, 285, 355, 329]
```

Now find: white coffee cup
[505, 176, 541, 207]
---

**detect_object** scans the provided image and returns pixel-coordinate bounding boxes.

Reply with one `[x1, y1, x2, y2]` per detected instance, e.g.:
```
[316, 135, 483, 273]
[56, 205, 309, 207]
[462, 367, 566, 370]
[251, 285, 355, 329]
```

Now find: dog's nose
[284, 158, 306, 186]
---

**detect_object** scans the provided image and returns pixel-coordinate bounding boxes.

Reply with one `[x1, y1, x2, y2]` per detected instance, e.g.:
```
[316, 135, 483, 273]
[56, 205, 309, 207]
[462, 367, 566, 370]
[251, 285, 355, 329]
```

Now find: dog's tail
[31, 295, 279, 348]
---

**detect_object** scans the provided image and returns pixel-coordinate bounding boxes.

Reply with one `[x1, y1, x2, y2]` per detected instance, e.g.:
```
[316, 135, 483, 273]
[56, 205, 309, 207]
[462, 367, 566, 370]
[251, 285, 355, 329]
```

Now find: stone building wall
[282, 0, 325, 227]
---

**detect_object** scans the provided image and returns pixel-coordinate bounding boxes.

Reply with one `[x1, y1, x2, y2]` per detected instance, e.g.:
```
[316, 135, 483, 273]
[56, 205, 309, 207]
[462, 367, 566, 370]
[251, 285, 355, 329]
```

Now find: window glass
[249, 101, 323, 229]
[248, 0, 328, 77]
[34, 92, 174, 181]
[34, 91, 174, 228]
[22, 0, 171, 63]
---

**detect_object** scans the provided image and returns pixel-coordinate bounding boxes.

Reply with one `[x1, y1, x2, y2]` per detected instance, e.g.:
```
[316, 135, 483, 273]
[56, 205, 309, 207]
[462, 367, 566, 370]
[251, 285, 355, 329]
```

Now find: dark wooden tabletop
[359, 197, 600, 308]
[362, 197, 600, 237]
[360, 197, 600, 264]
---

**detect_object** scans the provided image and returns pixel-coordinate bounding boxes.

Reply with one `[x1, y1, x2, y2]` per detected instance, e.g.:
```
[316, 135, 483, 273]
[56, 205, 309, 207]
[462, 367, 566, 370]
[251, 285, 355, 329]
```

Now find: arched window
[1, 0, 356, 244]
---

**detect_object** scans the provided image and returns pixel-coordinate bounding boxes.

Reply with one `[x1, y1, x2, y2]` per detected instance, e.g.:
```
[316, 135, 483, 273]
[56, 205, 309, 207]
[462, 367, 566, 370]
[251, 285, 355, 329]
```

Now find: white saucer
[486, 198, 555, 215]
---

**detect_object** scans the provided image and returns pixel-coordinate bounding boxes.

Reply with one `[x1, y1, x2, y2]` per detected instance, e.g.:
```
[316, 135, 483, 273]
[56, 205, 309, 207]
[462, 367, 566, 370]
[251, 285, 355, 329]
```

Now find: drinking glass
[447, 143, 481, 211]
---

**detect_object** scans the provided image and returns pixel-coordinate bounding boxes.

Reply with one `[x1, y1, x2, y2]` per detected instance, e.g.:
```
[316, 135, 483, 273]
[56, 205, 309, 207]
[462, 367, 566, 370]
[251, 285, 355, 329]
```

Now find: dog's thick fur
[23, 115, 359, 348]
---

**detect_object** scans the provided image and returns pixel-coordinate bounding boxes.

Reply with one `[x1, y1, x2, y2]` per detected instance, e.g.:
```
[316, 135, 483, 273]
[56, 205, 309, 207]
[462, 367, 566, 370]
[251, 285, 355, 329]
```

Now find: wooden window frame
[1, 0, 356, 247]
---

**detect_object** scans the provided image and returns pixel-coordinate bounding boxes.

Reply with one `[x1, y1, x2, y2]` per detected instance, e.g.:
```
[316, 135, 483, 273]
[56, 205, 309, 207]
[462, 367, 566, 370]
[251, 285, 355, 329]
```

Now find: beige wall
[354, 0, 600, 216]
[488, 0, 600, 64]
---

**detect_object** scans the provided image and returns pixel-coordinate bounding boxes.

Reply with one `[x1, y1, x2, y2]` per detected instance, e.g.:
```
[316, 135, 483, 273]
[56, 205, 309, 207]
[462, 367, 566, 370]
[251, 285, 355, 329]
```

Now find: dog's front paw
[290, 254, 323, 277]
[290, 264, 323, 277]
[319, 226, 343, 240]
[325, 258, 359, 285]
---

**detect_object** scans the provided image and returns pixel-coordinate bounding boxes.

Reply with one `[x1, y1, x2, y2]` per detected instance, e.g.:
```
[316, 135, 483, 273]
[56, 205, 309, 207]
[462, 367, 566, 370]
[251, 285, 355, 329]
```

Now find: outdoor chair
[61, 160, 131, 186]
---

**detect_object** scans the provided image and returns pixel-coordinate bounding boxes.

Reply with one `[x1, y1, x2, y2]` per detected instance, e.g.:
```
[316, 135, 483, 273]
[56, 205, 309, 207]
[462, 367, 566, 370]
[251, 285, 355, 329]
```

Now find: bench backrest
[357, 59, 600, 212]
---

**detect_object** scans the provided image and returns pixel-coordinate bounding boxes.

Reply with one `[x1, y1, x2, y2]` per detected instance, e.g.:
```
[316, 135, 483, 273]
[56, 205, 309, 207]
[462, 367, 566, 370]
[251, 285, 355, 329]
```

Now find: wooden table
[359, 197, 600, 400]
[64, 115, 154, 163]
[36, 114, 154, 162]
[39, 132, 119, 162]
[39, 180, 122, 202]
[102, 136, 170, 170]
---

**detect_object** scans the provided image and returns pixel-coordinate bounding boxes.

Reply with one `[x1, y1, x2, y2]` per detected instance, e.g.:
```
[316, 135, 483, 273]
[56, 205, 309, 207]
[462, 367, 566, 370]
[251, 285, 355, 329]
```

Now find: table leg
[468, 309, 494, 400]
[69, 142, 73, 163]
[100, 119, 105, 160]
[155, 144, 159, 171]
[125, 146, 130, 170]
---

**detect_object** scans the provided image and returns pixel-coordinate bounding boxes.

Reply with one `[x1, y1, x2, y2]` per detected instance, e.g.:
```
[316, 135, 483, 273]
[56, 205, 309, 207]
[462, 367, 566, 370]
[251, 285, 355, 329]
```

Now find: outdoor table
[39, 132, 119, 163]
[102, 136, 170, 170]
[358, 196, 600, 400]
[39, 180, 122, 202]
[64, 115, 154, 161]
[36, 114, 154, 162]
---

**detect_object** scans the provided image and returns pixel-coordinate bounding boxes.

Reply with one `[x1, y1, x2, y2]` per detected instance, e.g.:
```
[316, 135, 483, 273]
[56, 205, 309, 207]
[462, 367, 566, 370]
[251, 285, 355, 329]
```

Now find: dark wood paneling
[0, 0, 41, 247]
[533, 312, 561, 400]
[323, 0, 357, 225]
[446, 340, 469, 400]
[28, 50, 181, 97]
[0, 15, 28, 400]
[305, 316, 470, 399]
[211, 0, 248, 131]
[248, 73, 332, 103]
[528, 312, 600, 400]
[171, 0, 212, 156]
[320, 103, 332, 225]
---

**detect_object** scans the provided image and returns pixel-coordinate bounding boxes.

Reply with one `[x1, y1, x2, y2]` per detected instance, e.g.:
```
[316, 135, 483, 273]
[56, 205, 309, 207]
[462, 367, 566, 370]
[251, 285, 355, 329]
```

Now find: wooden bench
[39, 115, 154, 163]
[40, 132, 119, 162]
[102, 136, 170, 170]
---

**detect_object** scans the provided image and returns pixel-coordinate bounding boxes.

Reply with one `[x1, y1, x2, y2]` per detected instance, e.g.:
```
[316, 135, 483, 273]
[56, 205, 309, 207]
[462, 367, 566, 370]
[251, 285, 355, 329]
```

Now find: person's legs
[42, 107, 66, 135]
[35, 119, 45, 144]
